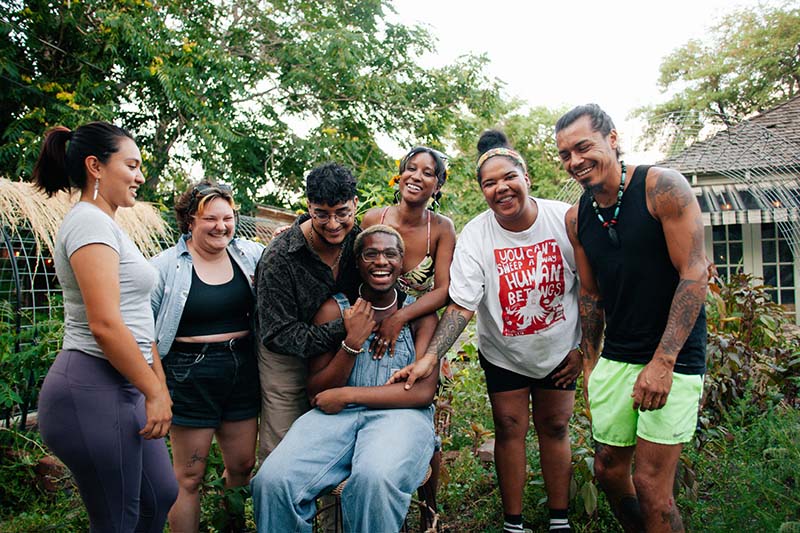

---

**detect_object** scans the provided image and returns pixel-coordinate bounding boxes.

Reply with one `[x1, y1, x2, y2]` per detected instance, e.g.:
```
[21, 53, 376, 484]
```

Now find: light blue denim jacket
[150, 234, 265, 357]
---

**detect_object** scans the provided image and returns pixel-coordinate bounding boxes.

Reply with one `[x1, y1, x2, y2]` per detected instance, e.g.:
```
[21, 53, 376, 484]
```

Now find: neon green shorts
[588, 358, 703, 447]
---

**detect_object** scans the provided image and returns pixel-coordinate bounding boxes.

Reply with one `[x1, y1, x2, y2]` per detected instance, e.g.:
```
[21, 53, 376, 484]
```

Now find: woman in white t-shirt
[390, 130, 581, 533]
[34, 122, 177, 532]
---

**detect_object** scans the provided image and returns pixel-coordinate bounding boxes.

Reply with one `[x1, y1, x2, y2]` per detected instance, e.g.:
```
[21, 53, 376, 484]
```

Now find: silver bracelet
[340, 340, 363, 357]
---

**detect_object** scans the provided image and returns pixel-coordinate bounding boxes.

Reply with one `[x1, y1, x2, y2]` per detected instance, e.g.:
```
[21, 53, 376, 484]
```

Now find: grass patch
[2, 335, 797, 531]
[682, 402, 800, 531]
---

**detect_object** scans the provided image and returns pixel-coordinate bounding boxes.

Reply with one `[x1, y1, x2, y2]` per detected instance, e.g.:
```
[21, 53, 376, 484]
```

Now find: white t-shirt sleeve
[448, 222, 486, 312]
[62, 206, 121, 258]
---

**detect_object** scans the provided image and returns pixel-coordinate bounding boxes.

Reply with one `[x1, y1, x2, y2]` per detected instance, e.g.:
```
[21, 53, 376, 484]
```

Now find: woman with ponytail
[361, 146, 456, 358]
[34, 122, 178, 532]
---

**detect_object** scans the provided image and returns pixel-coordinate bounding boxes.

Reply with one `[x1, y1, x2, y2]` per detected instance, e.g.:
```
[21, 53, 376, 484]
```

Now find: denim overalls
[251, 293, 435, 533]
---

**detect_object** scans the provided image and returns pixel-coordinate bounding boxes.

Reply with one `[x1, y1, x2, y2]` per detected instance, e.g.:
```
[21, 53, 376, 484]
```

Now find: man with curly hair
[255, 162, 361, 461]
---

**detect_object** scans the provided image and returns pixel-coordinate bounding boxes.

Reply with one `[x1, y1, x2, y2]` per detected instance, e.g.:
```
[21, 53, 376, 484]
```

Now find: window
[712, 224, 743, 281]
[761, 223, 795, 309]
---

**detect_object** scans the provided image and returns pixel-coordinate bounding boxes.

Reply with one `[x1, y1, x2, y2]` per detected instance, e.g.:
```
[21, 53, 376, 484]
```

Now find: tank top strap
[425, 210, 431, 256]
[379, 206, 391, 224]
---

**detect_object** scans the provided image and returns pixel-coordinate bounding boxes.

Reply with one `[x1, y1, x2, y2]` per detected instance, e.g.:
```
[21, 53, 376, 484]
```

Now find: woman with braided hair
[361, 146, 456, 358]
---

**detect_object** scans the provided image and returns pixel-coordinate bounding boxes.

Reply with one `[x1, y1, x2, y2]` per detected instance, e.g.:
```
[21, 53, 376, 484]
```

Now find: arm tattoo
[659, 278, 706, 357]
[579, 292, 604, 362]
[688, 212, 706, 269]
[428, 308, 469, 360]
[647, 169, 694, 218]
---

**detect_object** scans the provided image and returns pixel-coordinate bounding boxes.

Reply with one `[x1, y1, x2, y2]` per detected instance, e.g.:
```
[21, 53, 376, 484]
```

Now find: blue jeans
[251, 405, 434, 533]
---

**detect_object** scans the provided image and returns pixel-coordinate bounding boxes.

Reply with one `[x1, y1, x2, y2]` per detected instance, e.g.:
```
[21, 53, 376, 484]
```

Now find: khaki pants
[256, 343, 311, 463]
[256, 343, 336, 531]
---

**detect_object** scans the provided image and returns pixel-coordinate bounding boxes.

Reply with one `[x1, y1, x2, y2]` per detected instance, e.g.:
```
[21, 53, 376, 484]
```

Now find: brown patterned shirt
[255, 215, 360, 358]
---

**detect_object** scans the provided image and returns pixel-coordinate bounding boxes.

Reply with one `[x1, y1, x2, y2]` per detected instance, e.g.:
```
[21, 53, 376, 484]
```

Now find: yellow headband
[476, 147, 527, 177]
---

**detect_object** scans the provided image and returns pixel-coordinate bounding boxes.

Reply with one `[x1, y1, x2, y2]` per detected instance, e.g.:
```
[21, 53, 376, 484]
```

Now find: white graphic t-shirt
[449, 198, 581, 379]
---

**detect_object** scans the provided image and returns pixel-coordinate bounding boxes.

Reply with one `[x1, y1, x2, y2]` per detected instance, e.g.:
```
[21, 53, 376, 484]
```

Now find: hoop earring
[93, 179, 99, 201]
[393, 189, 400, 204]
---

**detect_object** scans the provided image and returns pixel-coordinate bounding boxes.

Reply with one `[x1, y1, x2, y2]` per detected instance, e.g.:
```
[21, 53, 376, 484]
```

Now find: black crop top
[175, 254, 254, 337]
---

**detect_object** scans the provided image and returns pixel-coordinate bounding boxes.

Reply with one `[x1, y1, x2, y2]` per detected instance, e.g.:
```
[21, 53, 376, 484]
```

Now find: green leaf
[580, 480, 598, 515]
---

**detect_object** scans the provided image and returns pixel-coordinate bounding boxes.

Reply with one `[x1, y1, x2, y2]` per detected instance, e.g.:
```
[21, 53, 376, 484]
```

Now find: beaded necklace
[358, 283, 398, 311]
[590, 161, 626, 248]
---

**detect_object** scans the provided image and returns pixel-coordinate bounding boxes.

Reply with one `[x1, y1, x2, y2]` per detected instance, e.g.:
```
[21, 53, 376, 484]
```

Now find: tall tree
[635, 1, 800, 149]
[0, 0, 502, 212]
[441, 103, 570, 229]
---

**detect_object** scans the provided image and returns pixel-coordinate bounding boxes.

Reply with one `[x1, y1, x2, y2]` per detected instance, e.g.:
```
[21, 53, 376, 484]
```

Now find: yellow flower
[388, 174, 400, 187]
[182, 40, 197, 54]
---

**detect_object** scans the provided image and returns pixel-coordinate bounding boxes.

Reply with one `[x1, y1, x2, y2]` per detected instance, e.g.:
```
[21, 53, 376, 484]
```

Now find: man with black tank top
[556, 104, 707, 533]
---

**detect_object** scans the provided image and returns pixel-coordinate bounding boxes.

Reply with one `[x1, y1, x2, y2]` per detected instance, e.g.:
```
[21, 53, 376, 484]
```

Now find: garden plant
[0, 273, 798, 532]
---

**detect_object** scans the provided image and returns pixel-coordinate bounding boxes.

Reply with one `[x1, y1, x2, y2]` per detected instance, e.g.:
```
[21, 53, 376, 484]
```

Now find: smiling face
[399, 151, 440, 204]
[189, 196, 236, 254]
[357, 231, 404, 293]
[556, 114, 619, 192]
[479, 155, 532, 226]
[308, 198, 358, 247]
[90, 136, 144, 211]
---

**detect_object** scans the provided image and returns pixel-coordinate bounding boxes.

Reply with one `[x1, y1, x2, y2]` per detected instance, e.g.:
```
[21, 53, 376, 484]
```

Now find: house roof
[659, 94, 800, 175]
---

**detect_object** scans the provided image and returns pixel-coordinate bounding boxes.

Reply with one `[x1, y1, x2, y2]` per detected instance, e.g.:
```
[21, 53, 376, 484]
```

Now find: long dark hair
[32, 121, 134, 197]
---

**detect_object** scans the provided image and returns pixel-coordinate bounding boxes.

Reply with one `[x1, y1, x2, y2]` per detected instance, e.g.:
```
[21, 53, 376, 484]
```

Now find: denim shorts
[163, 336, 260, 428]
[479, 350, 577, 393]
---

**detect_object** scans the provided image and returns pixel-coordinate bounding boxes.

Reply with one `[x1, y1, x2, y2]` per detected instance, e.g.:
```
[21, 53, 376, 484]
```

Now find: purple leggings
[38, 350, 178, 532]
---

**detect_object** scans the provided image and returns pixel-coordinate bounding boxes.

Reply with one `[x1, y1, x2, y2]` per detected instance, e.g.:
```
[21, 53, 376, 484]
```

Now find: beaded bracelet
[340, 340, 363, 356]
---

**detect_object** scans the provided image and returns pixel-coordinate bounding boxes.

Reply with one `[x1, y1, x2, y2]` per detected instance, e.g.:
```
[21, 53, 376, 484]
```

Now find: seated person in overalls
[250, 224, 439, 533]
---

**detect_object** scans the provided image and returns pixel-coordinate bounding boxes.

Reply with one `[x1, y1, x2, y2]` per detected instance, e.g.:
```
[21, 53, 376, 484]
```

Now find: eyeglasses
[360, 248, 402, 263]
[310, 209, 354, 224]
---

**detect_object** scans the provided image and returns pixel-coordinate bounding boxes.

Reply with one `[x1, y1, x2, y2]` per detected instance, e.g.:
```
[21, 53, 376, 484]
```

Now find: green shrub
[702, 272, 798, 431]
[0, 300, 63, 429]
[0, 427, 87, 532]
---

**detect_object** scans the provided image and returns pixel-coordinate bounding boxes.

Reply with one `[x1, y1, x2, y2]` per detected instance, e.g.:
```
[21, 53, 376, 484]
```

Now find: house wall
[706, 221, 799, 324]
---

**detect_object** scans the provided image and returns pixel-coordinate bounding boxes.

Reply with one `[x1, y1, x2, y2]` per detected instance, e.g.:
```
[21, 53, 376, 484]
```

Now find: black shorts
[478, 350, 577, 394]
[163, 336, 260, 428]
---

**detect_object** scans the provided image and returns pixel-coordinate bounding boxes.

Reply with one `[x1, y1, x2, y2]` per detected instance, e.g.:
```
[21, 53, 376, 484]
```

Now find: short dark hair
[555, 103, 616, 135]
[555, 104, 621, 158]
[305, 162, 358, 206]
[33, 122, 134, 197]
[174, 179, 236, 234]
